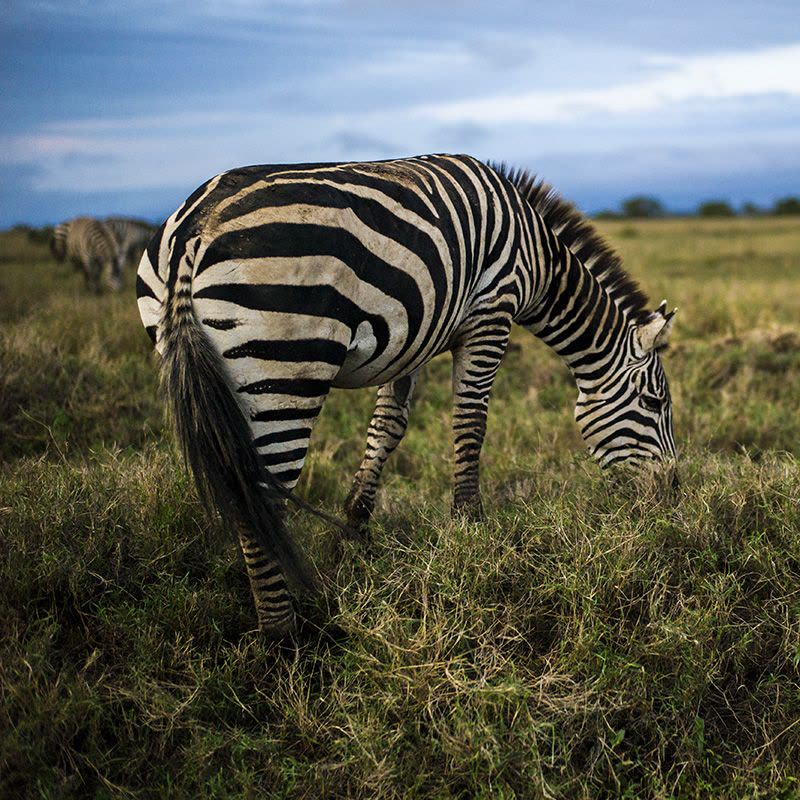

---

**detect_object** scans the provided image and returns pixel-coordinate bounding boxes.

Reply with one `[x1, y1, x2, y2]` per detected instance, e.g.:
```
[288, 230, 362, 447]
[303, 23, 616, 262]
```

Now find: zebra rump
[50, 222, 68, 261]
[159, 292, 316, 593]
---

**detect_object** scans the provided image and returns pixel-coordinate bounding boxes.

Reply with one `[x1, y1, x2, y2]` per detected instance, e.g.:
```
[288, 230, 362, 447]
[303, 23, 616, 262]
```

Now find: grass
[1, 217, 799, 798]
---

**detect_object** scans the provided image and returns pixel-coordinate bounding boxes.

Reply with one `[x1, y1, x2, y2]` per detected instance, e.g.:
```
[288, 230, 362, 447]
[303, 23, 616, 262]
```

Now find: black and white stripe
[104, 217, 157, 270]
[51, 216, 123, 292]
[137, 154, 678, 636]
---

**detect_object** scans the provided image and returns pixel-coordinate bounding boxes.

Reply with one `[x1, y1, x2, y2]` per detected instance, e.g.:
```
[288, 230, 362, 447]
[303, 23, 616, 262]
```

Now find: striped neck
[520, 240, 634, 392]
[493, 162, 651, 394]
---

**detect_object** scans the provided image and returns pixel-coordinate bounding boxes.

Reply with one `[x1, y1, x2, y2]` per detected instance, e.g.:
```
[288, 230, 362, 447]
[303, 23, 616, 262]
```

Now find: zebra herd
[136, 153, 678, 638]
[50, 215, 155, 292]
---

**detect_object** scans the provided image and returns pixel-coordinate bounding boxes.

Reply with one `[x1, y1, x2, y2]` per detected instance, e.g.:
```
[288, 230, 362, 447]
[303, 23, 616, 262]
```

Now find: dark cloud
[3, 1, 800, 225]
[0, 161, 186, 226]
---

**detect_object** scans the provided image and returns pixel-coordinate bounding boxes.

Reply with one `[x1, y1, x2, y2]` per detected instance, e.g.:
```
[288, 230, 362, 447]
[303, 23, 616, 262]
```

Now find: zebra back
[104, 217, 157, 266]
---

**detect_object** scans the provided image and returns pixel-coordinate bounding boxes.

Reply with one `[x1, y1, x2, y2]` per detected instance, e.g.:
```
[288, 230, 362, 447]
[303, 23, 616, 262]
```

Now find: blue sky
[2, 0, 799, 227]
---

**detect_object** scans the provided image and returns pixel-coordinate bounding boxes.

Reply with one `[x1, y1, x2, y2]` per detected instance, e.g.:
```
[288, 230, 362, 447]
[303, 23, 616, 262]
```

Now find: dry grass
[1, 218, 799, 798]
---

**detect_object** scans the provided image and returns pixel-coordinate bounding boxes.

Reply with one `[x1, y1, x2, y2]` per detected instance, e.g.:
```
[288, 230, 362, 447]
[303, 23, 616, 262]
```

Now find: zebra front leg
[451, 317, 512, 519]
[344, 371, 419, 533]
[238, 527, 296, 637]
[85, 257, 103, 294]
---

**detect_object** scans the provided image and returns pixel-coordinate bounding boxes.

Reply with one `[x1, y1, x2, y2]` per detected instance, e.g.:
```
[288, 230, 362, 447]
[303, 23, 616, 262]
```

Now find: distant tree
[27, 225, 54, 245]
[772, 196, 800, 215]
[741, 202, 762, 216]
[594, 209, 621, 220]
[620, 195, 665, 219]
[697, 200, 736, 218]
[8, 223, 54, 244]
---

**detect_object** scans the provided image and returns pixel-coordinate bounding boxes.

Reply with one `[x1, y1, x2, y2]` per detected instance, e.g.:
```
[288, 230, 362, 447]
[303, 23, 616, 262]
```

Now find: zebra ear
[636, 300, 677, 353]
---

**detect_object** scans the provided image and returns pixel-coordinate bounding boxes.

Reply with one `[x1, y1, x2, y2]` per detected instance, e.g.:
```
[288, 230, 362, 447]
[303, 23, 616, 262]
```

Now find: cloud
[358, 43, 475, 79]
[329, 131, 400, 157]
[430, 122, 491, 151]
[4, 4, 800, 227]
[411, 43, 800, 124]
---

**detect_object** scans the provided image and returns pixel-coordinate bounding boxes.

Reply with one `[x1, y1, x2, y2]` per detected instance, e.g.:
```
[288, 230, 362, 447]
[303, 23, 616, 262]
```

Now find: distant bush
[697, 200, 736, 218]
[594, 209, 621, 220]
[772, 196, 800, 215]
[620, 195, 665, 219]
[7, 224, 55, 245]
[741, 202, 763, 216]
[28, 225, 54, 245]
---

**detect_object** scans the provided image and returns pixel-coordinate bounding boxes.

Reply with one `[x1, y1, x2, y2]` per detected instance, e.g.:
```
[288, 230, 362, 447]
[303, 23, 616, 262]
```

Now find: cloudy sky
[2, 0, 799, 226]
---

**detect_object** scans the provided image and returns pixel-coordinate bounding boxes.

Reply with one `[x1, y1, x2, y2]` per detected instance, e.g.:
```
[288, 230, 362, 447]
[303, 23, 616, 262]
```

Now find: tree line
[5, 195, 800, 238]
[596, 195, 800, 219]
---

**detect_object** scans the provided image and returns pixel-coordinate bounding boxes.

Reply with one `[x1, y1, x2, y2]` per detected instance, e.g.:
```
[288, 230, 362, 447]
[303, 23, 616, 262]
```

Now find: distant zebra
[137, 154, 678, 638]
[104, 217, 156, 270]
[51, 217, 123, 292]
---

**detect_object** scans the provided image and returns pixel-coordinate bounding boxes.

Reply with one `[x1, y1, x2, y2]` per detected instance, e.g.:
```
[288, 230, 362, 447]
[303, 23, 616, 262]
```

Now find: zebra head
[574, 301, 678, 487]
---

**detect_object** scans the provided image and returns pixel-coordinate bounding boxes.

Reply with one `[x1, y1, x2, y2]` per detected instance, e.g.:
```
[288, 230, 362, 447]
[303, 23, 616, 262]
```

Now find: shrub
[620, 195, 665, 218]
[697, 200, 736, 218]
[772, 196, 800, 215]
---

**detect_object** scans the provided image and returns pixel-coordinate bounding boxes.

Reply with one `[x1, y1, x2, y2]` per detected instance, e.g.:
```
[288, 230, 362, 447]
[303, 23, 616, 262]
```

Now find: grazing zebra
[104, 216, 156, 270]
[51, 217, 123, 292]
[137, 154, 678, 638]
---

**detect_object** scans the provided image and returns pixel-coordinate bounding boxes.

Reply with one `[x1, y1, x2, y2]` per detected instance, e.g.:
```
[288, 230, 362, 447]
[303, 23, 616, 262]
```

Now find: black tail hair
[160, 311, 317, 593]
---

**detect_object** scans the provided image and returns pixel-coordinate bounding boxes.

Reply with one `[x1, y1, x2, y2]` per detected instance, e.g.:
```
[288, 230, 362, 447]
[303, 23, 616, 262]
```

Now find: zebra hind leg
[242, 377, 342, 637]
[343, 371, 418, 535]
[238, 527, 296, 638]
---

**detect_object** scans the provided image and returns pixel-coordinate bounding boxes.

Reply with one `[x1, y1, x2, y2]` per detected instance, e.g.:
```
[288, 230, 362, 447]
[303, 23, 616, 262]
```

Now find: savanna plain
[1, 217, 799, 799]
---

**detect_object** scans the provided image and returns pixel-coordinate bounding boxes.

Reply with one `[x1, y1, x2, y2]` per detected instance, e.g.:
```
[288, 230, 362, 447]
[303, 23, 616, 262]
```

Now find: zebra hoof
[333, 528, 373, 567]
[257, 614, 297, 642]
[452, 497, 485, 522]
[343, 500, 374, 543]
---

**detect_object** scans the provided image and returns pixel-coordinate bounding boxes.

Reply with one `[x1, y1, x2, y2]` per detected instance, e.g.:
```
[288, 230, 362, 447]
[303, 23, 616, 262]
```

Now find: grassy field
[1, 217, 799, 798]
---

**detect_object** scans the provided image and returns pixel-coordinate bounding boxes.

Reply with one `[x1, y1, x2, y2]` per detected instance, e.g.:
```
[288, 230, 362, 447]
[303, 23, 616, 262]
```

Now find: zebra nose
[660, 463, 680, 498]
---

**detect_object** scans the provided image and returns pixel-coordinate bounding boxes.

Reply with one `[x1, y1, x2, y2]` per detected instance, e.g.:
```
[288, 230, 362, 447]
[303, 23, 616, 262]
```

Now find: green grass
[1, 218, 799, 798]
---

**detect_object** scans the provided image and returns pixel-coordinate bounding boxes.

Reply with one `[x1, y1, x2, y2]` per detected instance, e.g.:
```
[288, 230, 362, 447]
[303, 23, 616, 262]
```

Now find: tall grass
[1, 218, 799, 797]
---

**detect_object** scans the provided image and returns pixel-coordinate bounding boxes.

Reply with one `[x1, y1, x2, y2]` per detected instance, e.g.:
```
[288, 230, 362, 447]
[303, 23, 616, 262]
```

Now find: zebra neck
[522, 247, 632, 391]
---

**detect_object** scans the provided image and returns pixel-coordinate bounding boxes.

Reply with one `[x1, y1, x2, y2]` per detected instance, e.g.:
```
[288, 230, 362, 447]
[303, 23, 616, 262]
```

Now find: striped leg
[242, 402, 328, 636]
[451, 316, 512, 518]
[238, 526, 296, 636]
[237, 418, 319, 637]
[344, 371, 418, 532]
[197, 296, 351, 633]
[107, 256, 123, 291]
[85, 257, 102, 293]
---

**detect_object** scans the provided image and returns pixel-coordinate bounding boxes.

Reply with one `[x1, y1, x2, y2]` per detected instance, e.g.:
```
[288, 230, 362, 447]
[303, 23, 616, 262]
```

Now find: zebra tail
[159, 275, 317, 594]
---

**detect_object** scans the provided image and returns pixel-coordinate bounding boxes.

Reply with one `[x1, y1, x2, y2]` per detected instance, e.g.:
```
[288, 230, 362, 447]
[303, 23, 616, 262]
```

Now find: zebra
[104, 216, 157, 271]
[136, 154, 678, 639]
[51, 217, 123, 292]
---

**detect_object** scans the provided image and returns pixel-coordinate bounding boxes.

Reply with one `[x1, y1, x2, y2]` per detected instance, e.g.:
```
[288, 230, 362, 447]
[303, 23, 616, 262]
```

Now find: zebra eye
[640, 395, 662, 413]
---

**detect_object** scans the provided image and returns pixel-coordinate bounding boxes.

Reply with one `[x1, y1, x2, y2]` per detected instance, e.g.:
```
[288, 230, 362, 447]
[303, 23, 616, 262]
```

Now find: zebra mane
[491, 162, 652, 324]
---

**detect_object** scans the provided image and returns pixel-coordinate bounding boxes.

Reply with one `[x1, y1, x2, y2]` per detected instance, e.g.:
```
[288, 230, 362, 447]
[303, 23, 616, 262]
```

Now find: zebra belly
[333, 318, 425, 389]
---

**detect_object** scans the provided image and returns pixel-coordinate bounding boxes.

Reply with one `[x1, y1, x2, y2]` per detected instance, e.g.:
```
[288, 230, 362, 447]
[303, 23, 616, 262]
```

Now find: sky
[2, 0, 800, 227]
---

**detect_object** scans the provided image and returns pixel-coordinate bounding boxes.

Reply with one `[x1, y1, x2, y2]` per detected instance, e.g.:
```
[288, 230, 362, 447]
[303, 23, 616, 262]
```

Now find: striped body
[51, 217, 123, 292]
[137, 154, 677, 636]
[104, 217, 157, 269]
